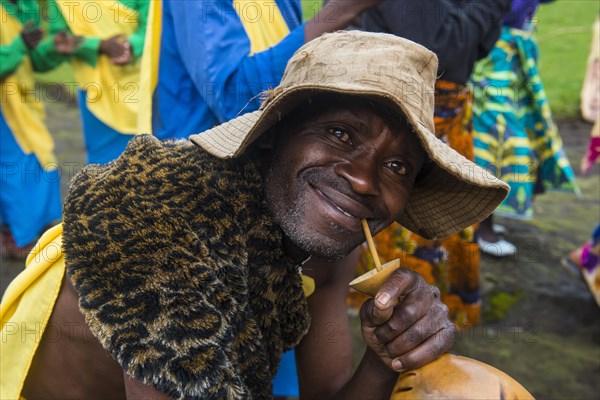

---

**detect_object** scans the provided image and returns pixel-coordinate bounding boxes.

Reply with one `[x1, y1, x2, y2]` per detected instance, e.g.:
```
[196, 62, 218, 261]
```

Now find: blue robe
[152, 0, 305, 139]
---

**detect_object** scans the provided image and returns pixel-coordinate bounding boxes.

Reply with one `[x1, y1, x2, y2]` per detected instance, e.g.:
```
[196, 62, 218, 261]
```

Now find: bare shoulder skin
[22, 276, 126, 399]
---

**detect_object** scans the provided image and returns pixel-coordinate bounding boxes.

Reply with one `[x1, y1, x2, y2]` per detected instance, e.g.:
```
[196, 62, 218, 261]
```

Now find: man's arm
[297, 249, 456, 399]
[169, 0, 382, 124]
[0, 36, 28, 78]
[296, 250, 398, 399]
[295, 250, 363, 398]
[303, 0, 383, 41]
[124, 373, 172, 399]
[368, 0, 513, 81]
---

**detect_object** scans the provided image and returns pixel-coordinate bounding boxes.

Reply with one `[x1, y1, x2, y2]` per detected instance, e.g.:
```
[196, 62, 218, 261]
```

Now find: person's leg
[563, 224, 600, 275]
[476, 214, 516, 257]
[563, 224, 600, 307]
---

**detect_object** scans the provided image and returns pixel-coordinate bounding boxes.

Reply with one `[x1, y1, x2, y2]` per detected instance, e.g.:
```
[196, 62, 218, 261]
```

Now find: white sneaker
[477, 237, 516, 257]
[492, 223, 507, 235]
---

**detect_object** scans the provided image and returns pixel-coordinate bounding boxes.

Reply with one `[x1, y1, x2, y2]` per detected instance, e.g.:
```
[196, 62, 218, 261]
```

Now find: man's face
[265, 101, 427, 261]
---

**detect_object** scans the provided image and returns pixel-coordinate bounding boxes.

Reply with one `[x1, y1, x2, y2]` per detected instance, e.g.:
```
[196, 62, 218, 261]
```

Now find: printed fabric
[471, 27, 578, 219]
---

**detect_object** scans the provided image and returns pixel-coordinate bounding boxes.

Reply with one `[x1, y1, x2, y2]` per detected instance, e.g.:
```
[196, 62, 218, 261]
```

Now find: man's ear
[254, 127, 277, 151]
[251, 127, 279, 178]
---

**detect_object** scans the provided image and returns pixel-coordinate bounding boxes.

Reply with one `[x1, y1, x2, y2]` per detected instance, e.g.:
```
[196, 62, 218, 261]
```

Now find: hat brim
[190, 85, 509, 239]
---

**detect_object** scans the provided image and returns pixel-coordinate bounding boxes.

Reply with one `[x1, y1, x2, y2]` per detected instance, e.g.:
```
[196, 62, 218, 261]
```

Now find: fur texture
[62, 135, 310, 398]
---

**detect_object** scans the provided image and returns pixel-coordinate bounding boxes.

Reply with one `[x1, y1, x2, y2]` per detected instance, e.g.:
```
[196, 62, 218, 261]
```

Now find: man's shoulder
[63, 134, 262, 235]
[67, 135, 230, 199]
[111, 134, 212, 173]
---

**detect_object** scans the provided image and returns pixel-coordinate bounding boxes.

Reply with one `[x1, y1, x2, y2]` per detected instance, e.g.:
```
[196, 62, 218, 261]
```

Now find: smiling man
[264, 96, 427, 261]
[1, 31, 509, 399]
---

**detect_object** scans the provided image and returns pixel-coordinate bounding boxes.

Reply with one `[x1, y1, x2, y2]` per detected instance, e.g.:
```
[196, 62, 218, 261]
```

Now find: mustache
[300, 168, 387, 220]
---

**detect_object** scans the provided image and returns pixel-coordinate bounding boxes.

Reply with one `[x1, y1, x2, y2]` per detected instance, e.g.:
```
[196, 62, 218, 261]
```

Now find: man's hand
[21, 21, 43, 50]
[359, 268, 457, 372]
[330, 0, 384, 17]
[110, 40, 132, 65]
[54, 31, 81, 55]
[99, 34, 127, 59]
[305, 0, 383, 41]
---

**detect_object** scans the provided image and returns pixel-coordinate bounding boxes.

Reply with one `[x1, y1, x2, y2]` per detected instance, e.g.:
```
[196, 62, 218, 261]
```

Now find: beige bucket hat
[191, 30, 509, 239]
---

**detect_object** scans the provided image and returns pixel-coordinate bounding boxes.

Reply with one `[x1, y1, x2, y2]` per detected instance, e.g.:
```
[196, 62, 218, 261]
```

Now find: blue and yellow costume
[0, 0, 63, 248]
[138, 0, 305, 139]
[51, 0, 149, 164]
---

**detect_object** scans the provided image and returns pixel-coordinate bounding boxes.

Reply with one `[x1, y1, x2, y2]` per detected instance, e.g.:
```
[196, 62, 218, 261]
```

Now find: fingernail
[392, 359, 404, 371]
[376, 292, 390, 307]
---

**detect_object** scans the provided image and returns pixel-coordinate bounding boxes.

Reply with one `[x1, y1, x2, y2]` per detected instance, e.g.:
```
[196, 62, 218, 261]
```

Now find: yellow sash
[234, 0, 290, 54]
[56, 0, 141, 134]
[0, 8, 57, 170]
[0, 224, 65, 399]
[137, 0, 162, 134]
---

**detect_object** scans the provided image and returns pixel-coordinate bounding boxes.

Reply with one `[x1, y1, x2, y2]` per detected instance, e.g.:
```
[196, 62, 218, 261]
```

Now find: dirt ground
[1, 92, 599, 399]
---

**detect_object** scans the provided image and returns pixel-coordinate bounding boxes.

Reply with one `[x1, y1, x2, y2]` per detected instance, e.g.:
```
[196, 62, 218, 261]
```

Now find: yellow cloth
[55, 0, 141, 134]
[137, 0, 162, 134]
[302, 274, 315, 297]
[0, 224, 65, 399]
[0, 8, 57, 170]
[234, 0, 290, 55]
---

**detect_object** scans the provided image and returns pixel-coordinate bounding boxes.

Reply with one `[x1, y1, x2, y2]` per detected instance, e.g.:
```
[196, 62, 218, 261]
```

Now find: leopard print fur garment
[62, 135, 310, 399]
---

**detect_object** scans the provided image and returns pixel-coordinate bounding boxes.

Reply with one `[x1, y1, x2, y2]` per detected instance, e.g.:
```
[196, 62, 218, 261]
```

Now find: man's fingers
[373, 285, 439, 344]
[388, 322, 457, 372]
[380, 302, 450, 356]
[373, 268, 421, 313]
[359, 298, 394, 327]
[361, 269, 431, 328]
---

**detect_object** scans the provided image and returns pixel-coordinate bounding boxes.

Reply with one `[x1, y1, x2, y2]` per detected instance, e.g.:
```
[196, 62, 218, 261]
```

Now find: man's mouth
[309, 184, 376, 233]
[334, 204, 355, 218]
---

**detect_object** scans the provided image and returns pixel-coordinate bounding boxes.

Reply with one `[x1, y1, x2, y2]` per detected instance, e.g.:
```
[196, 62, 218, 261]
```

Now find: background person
[49, 0, 149, 164]
[0, 0, 65, 257]
[471, 0, 579, 256]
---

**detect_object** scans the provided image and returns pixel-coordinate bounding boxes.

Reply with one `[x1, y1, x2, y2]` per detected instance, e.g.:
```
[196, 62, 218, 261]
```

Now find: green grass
[301, 0, 321, 20]
[536, 0, 599, 120]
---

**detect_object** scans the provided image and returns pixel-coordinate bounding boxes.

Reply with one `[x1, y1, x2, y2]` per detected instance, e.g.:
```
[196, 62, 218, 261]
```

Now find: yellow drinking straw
[361, 219, 382, 272]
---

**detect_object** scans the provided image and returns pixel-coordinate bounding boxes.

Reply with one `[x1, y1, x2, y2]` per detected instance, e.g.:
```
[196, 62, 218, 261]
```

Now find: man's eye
[329, 128, 352, 144]
[386, 160, 408, 175]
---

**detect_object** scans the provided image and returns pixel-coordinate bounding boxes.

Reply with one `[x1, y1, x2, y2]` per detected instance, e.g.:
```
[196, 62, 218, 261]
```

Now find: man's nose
[333, 156, 380, 196]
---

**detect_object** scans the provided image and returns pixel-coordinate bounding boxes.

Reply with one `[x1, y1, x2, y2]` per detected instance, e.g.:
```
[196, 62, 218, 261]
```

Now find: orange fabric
[433, 80, 474, 160]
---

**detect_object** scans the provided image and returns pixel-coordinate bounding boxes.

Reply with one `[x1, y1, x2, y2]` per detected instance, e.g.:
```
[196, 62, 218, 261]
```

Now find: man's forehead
[285, 94, 407, 128]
